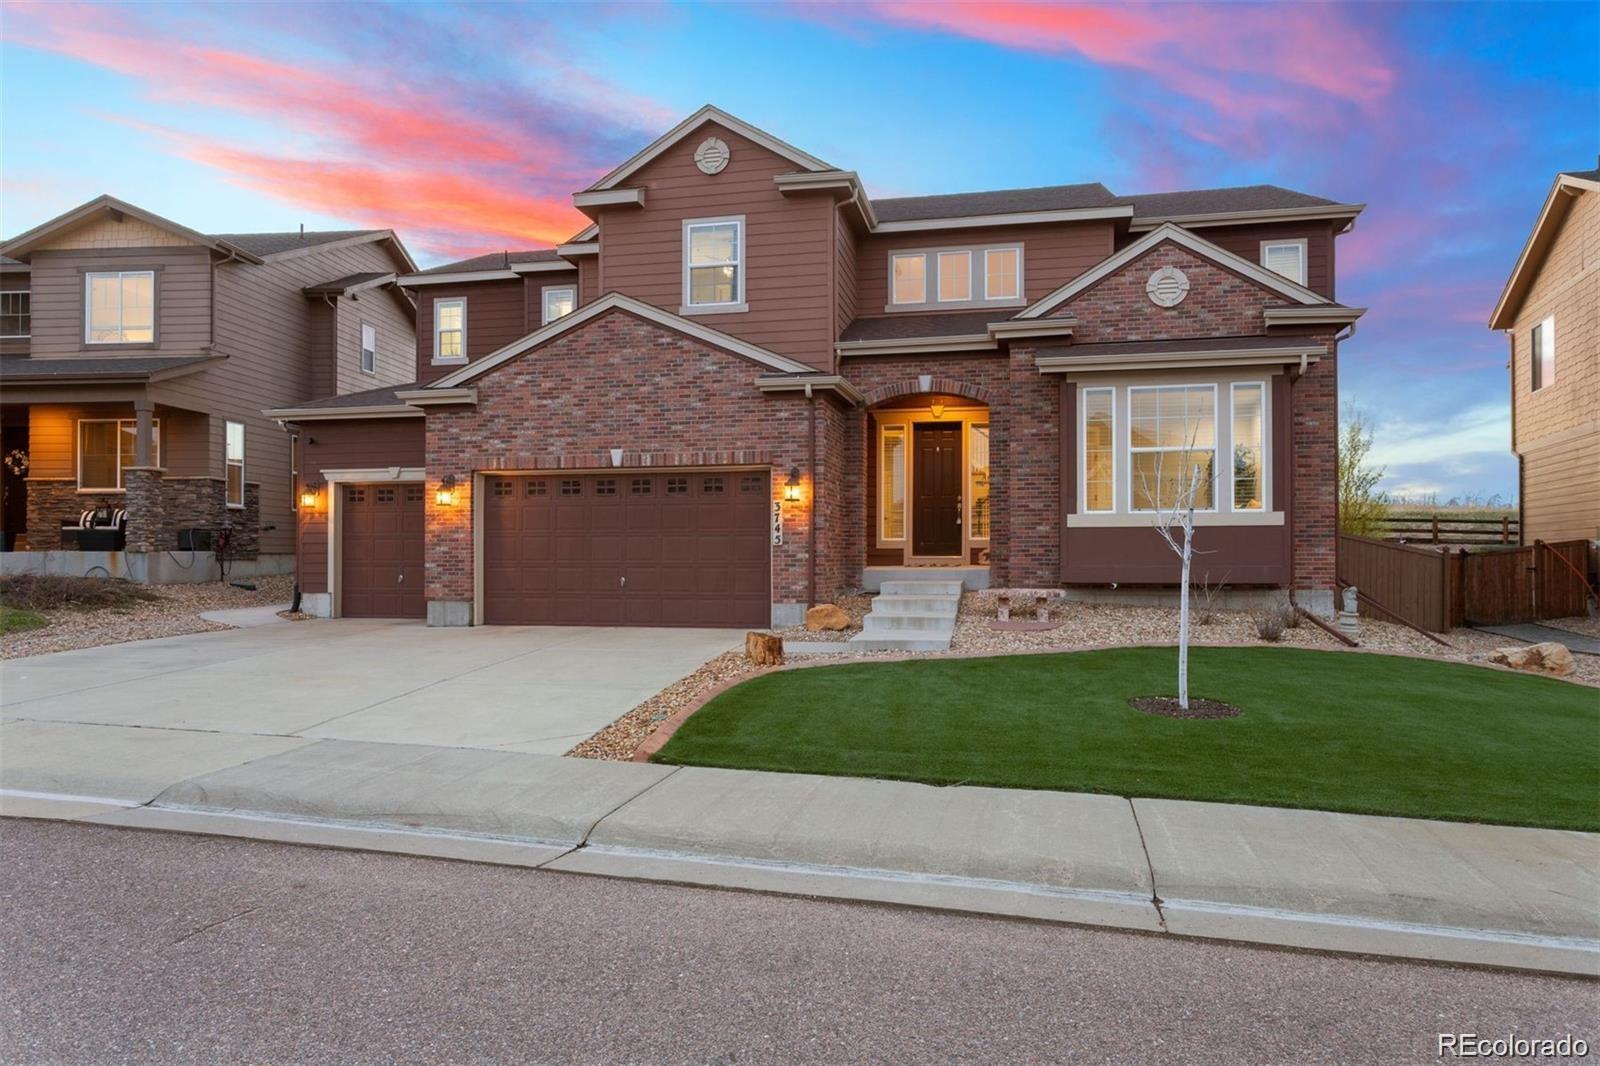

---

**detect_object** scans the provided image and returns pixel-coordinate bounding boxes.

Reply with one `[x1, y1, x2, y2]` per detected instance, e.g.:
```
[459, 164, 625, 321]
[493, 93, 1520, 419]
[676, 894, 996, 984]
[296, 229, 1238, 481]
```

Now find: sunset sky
[3, 2, 1595, 502]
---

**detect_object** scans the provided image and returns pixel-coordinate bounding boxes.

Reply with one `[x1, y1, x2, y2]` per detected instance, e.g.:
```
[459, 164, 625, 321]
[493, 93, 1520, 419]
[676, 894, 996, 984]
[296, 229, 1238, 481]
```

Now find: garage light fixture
[299, 479, 323, 509]
[435, 474, 459, 507]
[783, 467, 803, 503]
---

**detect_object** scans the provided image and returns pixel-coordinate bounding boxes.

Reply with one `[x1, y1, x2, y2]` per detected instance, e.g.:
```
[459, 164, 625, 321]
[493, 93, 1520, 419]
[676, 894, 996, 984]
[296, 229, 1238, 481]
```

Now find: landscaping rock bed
[775, 592, 872, 642]
[0, 574, 294, 659]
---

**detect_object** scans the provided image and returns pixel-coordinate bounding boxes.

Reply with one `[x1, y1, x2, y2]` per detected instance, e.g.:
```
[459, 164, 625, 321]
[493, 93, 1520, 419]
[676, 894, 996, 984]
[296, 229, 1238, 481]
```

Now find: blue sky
[3, 1, 1596, 502]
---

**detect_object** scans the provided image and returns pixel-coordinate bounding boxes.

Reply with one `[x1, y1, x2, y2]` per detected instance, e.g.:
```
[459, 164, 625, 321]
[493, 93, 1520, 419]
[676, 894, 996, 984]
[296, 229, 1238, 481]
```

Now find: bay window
[684, 217, 743, 309]
[1129, 384, 1216, 511]
[85, 271, 154, 343]
[1231, 383, 1265, 510]
[77, 418, 159, 491]
[1082, 388, 1115, 512]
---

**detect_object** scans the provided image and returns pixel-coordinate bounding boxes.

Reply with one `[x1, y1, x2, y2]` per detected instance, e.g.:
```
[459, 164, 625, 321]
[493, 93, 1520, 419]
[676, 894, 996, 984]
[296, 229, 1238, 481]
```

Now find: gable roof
[413, 249, 566, 276]
[0, 194, 266, 264]
[871, 183, 1120, 223]
[430, 292, 815, 388]
[585, 104, 835, 192]
[1017, 222, 1329, 318]
[1489, 168, 1600, 329]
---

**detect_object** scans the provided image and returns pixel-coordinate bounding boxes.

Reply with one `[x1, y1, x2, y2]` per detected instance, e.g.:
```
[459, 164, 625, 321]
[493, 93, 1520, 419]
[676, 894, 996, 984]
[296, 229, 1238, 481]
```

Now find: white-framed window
[433, 298, 466, 363]
[1128, 384, 1218, 512]
[290, 432, 299, 512]
[225, 420, 245, 509]
[1531, 315, 1555, 391]
[1260, 240, 1307, 285]
[0, 291, 30, 338]
[891, 253, 926, 305]
[1231, 382, 1266, 511]
[683, 216, 744, 308]
[984, 248, 1020, 301]
[85, 270, 155, 343]
[879, 424, 907, 541]
[542, 285, 576, 325]
[937, 251, 972, 303]
[360, 322, 376, 374]
[969, 423, 990, 539]
[76, 418, 159, 491]
[1081, 387, 1115, 513]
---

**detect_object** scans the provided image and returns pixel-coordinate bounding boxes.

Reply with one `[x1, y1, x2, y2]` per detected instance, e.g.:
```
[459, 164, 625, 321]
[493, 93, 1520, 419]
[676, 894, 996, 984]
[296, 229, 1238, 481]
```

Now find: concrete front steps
[847, 579, 963, 652]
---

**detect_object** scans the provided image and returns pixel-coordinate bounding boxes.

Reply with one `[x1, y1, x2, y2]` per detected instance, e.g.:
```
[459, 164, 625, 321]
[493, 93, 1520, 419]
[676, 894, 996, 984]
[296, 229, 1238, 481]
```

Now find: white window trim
[1078, 386, 1116, 514]
[936, 250, 972, 304]
[983, 247, 1022, 302]
[1532, 315, 1556, 391]
[75, 417, 160, 492]
[360, 322, 376, 375]
[541, 284, 577, 325]
[1229, 380, 1270, 513]
[225, 420, 245, 510]
[0, 290, 29, 338]
[432, 297, 467, 364]
[1259, 239, 1308, 286]
[890, 253, 927, 306]
[681, 215, 746, 314]
[1126, 383, 1220, 515]
[84, 270, 155, 344]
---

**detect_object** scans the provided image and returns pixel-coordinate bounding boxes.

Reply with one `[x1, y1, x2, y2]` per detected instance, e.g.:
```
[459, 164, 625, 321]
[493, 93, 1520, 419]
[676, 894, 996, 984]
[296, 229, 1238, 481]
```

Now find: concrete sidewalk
[2, 721, 1595, 976]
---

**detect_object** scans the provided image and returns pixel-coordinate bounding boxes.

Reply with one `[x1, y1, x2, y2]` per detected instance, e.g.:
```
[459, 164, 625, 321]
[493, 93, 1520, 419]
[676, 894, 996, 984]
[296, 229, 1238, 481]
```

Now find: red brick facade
[1054, 241, 1274, 341]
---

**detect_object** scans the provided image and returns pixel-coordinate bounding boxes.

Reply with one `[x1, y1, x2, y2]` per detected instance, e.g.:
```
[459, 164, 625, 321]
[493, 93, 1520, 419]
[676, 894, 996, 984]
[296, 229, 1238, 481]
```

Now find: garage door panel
[483, 470, 770, 628]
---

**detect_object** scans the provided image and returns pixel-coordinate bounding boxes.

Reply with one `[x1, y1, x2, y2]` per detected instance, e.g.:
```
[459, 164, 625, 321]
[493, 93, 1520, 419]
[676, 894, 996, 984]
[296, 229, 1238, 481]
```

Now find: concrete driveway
[0, 620, 743, 755]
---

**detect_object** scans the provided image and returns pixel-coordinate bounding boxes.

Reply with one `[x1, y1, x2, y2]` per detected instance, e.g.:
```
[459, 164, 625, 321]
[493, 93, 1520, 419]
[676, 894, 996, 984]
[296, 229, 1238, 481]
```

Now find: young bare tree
[1339, 410, 1389, 537]
[1147, 456, 1211, 710]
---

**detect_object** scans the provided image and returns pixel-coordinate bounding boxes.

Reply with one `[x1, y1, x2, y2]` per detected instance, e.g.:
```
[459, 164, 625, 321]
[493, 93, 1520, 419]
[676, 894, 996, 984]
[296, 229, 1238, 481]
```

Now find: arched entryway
[866, 388, 991, 568]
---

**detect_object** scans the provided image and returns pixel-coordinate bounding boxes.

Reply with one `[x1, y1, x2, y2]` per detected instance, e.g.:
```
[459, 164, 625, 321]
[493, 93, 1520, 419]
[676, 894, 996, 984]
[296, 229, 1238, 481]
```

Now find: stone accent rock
[23, 479, 95, 550]
[1488, 642, 1575, 676]
[805, 603, 850, 631]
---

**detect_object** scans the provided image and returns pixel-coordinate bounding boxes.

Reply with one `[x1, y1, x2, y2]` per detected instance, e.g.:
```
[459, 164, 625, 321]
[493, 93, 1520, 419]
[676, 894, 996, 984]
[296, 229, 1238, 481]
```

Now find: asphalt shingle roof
[416, 249, 567, 275]
[0, 355, 218, 380]
[840, 311, 1005, 343]
[207, 230, 385, 257]
[288, 382, 421, 410]
[1116, 184, 1343, 218]
[303, 272, 393, 295]
[871, 183, 1118, 223]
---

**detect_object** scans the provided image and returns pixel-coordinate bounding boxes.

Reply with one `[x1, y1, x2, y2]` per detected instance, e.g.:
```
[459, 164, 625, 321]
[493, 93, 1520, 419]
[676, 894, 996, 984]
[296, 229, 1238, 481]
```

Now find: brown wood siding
[578, 257, 600, 305]
[595, 121, 836, 371]
[834, 211, 859, 343]
[26, 246, 212, 358]
[1157, 221, 1337, 299]
[1510, 187, 1598, 453]
[22, 402, 206, 481]
[413, 279, 528, 385]
[1521, 431, 1600, 542]
[334, 286, 415, 395]
[523, 269, 580, 331]
[295, 416, 424, 594]
[856, 220, 1115, 313]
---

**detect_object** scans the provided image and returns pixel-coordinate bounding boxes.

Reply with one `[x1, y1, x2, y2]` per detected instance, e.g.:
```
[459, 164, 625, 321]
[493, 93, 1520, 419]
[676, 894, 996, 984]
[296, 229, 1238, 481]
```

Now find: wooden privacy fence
[1337, 535, 1596, 632]
[1376, 514, 1518, 545]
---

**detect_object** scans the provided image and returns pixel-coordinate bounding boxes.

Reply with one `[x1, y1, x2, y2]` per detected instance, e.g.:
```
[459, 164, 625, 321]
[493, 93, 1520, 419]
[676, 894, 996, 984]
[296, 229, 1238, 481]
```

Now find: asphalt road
[2, 820, 1594, 1065]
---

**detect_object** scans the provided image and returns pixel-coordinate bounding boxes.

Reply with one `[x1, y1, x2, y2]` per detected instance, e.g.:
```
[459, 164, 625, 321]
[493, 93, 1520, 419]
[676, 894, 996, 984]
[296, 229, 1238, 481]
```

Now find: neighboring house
[270, 106, 1362, 626]
[0, 196, 417, 573]
[1490, 163, 1600, 545]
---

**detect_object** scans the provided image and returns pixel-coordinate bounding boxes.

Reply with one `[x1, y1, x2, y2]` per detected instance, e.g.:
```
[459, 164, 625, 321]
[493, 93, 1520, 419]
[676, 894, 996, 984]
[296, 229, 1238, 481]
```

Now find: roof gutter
[1127, 203, 1366, 232]
[754, 374, 866, 406]
[261, 403, 424, 422]
[1035, 344, 1327, 375]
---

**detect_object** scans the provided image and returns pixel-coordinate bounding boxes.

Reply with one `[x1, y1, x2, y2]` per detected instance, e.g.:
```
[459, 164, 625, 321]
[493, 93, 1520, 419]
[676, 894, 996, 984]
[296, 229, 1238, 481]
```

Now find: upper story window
[1260, 240, 1307, 286]
[360, 323, 376, 374]
[542, 285, 576, 325]
[683, 216, 744, 312]
[85, 270, 154, 343]
[0, 291, 29, 338]
[889, 245, 1023, 311]
[1531, 315, 1556, 391]
[433, 298, 466, 363]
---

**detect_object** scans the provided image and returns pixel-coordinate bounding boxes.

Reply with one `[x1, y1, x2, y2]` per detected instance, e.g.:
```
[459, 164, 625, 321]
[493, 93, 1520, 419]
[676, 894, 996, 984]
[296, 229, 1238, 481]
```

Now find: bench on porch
[59, 507, 128, 552]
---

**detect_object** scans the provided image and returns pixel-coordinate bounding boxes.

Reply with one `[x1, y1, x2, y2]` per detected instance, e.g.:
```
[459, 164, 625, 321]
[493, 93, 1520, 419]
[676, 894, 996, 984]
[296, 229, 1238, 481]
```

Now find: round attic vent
[1146, 266, 1190, 307]
[694, 137, 730, 175]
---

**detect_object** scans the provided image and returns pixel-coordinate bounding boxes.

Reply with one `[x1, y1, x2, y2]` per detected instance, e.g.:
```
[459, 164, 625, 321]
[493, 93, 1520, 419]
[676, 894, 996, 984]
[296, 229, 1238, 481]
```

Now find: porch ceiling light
[435, 473, 459, 507]
[783, 467, 803, 503]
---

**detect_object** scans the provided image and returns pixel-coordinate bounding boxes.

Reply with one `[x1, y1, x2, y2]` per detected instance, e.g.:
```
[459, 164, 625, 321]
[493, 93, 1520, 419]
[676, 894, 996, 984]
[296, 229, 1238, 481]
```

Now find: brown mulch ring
[1129, 695, 1243, 720]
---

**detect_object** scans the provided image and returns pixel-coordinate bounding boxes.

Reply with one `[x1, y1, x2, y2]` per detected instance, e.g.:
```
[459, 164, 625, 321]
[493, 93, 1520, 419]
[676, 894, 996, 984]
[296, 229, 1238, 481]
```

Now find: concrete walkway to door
[0, 620, 744, 755]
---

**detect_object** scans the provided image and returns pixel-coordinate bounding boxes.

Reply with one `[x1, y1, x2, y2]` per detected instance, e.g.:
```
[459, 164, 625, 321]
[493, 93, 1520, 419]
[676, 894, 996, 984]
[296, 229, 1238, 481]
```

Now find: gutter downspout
[807, 382, 817, 609]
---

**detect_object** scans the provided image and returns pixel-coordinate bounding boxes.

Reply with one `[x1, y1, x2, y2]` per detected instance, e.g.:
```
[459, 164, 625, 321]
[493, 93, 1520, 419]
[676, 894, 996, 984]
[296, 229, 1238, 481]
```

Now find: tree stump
[745, 631, 784, 666]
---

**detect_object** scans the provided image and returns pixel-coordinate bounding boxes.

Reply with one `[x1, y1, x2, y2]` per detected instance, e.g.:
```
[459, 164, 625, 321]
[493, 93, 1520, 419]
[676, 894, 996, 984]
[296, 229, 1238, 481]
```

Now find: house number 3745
[772, 501, 783, 546]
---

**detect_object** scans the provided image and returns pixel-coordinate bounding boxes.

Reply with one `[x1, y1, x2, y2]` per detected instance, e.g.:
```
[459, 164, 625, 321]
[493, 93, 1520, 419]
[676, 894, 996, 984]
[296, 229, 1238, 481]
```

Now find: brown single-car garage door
[341, 483, 426, 619]
[483, 471, 770, 627]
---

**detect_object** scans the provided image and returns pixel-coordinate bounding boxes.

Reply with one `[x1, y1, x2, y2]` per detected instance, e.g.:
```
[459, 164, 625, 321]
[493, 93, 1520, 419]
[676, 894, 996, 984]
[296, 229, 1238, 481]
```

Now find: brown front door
[341, 483, 426, 619]
[913, 423, 962, 556]
[483, 471, 770, 627]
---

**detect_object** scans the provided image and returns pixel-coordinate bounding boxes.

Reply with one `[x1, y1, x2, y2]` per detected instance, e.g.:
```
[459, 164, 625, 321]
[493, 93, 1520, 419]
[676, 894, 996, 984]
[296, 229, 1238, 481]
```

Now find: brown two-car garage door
[483, 471, 770, 627]
[340, 483, 426, 619]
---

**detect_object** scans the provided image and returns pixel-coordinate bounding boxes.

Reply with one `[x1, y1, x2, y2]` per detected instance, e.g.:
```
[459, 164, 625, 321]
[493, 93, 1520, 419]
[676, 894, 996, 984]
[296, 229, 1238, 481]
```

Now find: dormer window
[683, 216, 744, 313]
[85, 270, 154, 343]
[888, 245, 1023, 311]
[1260, 240, 1307, 286]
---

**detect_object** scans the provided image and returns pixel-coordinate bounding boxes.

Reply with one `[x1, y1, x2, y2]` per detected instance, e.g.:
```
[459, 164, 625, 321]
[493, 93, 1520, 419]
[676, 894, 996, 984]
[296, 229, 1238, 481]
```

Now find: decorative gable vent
[694, 137, 730, 175]
[1146, 266, 1190, 307]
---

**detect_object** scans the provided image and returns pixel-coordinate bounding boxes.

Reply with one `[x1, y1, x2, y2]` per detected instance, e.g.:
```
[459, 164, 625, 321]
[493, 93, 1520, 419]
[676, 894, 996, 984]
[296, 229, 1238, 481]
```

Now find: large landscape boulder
[1488, 641, 1575, 676]
[805, 603, 851, 631]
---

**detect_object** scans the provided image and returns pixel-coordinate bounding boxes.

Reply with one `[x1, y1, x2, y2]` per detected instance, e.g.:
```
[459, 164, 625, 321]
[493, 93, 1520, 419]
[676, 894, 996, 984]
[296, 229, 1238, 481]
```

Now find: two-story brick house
[1490, 164, 1599, 545]
[272, 106, 1363, 626]
[0, 196, 417, 579]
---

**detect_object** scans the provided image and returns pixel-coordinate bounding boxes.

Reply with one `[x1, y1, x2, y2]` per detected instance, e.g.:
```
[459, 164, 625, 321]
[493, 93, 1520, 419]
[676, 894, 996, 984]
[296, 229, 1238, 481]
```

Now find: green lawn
[654, 647, 1600, 831]
[0, 606, 49, 636]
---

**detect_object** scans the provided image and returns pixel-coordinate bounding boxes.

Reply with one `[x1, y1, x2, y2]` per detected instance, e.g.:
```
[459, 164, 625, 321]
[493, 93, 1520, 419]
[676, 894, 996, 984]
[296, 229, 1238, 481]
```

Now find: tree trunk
[745, 631, 784, 666]
[1178, 534, 1191, 709]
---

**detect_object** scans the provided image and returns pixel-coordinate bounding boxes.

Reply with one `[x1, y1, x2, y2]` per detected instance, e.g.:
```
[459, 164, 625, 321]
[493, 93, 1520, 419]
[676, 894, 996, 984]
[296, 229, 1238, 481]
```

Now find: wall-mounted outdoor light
[783, 466, 803, 503]
[435, 473, 459, 507]
[299, 479, 324, 510]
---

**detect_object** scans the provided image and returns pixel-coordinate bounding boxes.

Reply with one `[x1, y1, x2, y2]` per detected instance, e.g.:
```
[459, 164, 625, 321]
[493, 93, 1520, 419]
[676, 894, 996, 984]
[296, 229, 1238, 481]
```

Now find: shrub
[1338, 411, 1389, 538]
[1253, 607, 1295, 643]
[0, 574, 159, 612]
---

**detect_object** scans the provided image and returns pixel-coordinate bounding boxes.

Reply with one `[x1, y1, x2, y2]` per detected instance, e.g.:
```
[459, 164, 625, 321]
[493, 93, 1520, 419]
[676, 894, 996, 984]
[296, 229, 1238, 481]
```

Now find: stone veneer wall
[24, 479, 115, 550]
[27, 469, 265, 559]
